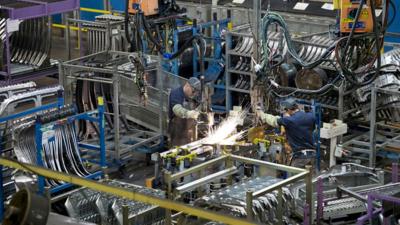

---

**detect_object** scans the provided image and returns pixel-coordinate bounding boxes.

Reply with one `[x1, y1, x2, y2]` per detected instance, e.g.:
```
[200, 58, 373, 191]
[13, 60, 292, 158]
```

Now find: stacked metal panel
[195, 176, 294, 224]
[0, 82, 63, 199]
[0, 17, 51, 71]
[65, 180, 165, 225]
[84, 14, 126, 54]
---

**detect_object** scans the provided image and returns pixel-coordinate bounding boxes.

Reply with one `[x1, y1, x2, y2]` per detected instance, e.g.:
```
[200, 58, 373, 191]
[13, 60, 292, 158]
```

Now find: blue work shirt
[169, 86, 185, 120]
[277, 111, 316, 152]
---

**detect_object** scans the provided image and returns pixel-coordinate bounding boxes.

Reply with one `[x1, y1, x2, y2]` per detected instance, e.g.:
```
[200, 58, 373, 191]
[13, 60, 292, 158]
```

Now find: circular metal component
[295, 68, 327, 90]
[4, 189, 50, 225]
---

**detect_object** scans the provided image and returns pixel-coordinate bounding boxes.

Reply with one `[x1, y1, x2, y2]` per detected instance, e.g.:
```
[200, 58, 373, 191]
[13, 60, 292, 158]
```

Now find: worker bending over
[256, 98, 316, 168]
[168, 77, 201, 146]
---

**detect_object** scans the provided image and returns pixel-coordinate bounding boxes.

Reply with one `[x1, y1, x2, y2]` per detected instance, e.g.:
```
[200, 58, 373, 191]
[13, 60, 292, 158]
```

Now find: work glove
[255, 105, 265, 118]
[187, 110, 200, 120]
[256, 109, 264, 118]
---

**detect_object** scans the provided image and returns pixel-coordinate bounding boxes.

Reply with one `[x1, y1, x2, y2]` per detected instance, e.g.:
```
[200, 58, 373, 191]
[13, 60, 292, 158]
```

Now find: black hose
[125, 0, 135, 52]
[141, 13, 164, 52]
[370, 0, 381, 84]
[337, 0, 384, 87]
[136, 9, 207, 61]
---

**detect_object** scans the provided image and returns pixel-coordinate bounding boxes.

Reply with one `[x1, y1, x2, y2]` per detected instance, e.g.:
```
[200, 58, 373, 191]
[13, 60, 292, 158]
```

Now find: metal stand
[164, 154, 313, 225]
[0, 95, 106, 220]
[0, 0, 79, 83]
[59, 51, 164, 165]
[369, 86, 400, 167]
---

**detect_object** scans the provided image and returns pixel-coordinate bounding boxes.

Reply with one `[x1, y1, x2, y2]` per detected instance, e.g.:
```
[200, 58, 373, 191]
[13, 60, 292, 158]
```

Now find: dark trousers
[169, 117, 197, 146]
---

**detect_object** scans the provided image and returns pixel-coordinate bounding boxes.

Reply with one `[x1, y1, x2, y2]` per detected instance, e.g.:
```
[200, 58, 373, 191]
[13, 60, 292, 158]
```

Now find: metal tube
[176, 166, 237, 193]
[305, 165, 313, 224]
[303, 203, 310, 225]
[76, 9, 83, 57]
[65, 76, 113, 84]
[165, 171, 173, 225]
[122, 204, 129, 225]
[225, 155, 233, 185]
[393, 163, 399, 183]
[231, 155, 306, 174]
[113, 70, 121, 161]
[277, 188, 283, 225]
[369, 86, 377, 167]
[5, 19, 11, 81]
[225, 32, 231, 111]
[253, 0, 260, 62]
[316, 178, 323, 224]
[246, 190, 253, 220]
[253, 171, 308, 197]
[158, 53, 164, 137]
[171, 155, 228, 180]
[65, 13, 71, 60]
[105, 19, 111, 51]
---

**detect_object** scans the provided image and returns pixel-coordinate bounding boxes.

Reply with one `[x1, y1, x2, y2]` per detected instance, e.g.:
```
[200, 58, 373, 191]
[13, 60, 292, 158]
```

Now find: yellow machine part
[248, 126, 266, 144]
[333, 0, 340, 9]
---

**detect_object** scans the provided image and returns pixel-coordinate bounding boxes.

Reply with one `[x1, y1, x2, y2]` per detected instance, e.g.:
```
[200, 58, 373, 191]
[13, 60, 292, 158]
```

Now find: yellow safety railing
[80, 7, 111, 14]
[52, 7, 113, 31]
[0, 158, 257, 225]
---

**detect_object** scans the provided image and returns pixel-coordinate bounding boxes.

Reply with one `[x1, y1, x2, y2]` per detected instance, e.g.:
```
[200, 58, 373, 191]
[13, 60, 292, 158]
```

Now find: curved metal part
[233, 37, 244, 52]
[238, 37, 250, 53]
[234, 57, 243, 70]
[244, 38, 254, 55]
[0, 85, 63, 116]
[0, 81, 36, 95]
[295, 67, 327, 90]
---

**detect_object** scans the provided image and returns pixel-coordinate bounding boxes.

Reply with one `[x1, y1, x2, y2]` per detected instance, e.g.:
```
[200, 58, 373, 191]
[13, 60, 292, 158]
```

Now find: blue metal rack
[0, 96, 106, 220]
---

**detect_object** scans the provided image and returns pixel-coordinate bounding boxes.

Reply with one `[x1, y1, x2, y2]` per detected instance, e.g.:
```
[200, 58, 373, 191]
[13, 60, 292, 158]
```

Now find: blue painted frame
[0, 97, 106, 220]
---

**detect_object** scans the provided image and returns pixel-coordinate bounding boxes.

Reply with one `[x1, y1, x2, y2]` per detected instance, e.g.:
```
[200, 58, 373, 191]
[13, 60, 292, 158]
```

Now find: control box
[129, 0, 159, 16]
[340, 0, 373, 33]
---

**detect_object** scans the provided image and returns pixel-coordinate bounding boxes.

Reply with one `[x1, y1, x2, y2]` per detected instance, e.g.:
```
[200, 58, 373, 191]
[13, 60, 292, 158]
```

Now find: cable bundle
[260, 12, 335, 71]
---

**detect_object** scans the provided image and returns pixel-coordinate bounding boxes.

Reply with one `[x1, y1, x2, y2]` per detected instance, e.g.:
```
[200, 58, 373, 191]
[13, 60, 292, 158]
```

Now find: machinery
[1, 0, 400, 225]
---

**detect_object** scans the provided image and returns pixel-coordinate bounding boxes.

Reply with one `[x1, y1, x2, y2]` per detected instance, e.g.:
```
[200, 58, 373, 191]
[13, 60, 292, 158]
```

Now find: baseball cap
[188, 77, 201, 92]
[281, 98, 297, 110]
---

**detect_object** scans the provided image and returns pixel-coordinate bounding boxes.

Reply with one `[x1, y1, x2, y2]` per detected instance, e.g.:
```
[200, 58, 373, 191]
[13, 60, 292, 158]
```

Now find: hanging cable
[260, 12, 335, 71]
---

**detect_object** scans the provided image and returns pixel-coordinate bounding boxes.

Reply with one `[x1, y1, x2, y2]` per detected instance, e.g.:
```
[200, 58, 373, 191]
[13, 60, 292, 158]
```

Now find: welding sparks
[202, 110, 246, 145]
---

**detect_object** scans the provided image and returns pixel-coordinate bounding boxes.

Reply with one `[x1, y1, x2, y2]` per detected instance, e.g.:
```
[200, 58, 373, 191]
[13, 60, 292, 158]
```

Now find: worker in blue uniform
[256, 98, 316, 168]
[168, 77, 202, 146]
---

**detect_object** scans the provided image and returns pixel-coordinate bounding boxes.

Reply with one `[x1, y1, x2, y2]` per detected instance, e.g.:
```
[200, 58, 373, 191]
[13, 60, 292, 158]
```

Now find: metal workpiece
[194, 176, 294, 224]
[79, 15, 126, 55]
[0, 85, 63, 116]
[164, 154, 311, 225]
[59, 51, 165, 164]
[0, 81, 36, 99]
[289, 164, 400, 222]
[0, 0, 77, 81]
[64, 180, 165, 225]
[7, 17, 51, 69]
